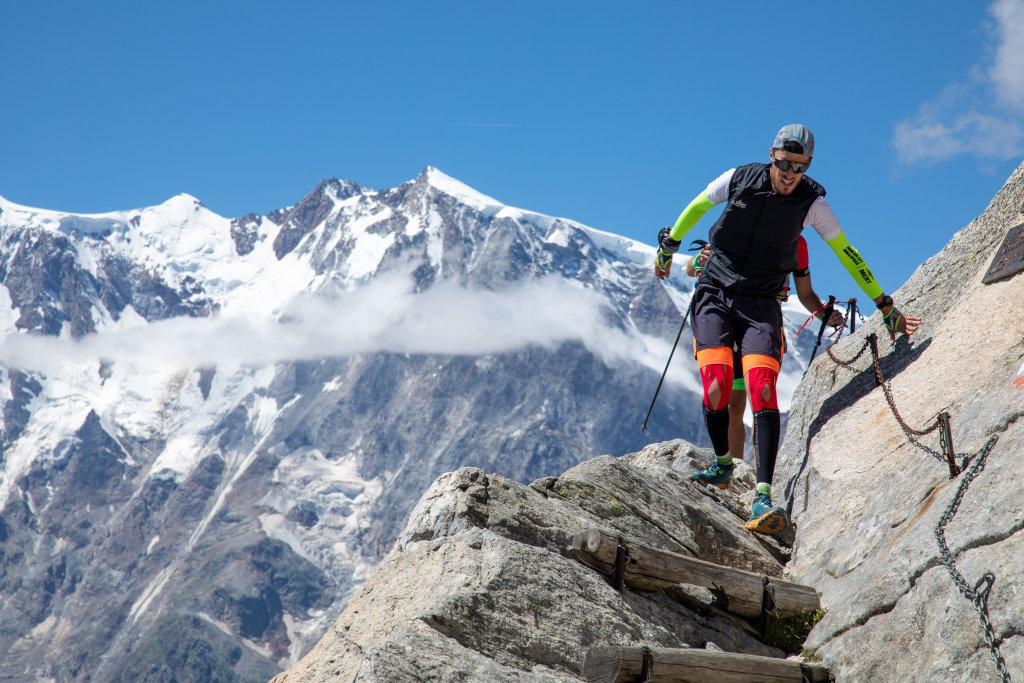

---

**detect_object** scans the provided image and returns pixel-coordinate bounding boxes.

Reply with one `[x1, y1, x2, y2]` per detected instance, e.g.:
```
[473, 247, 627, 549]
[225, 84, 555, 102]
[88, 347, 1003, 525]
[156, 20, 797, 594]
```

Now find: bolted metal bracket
[938, 412, 960, 478]
[609, 540, 628, 593]
[759, 576, 777, 640]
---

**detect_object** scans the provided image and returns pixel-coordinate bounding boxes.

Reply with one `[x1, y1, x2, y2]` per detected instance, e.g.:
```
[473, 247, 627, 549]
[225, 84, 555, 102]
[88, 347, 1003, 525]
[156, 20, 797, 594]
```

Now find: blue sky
[2, 1, 1023, 307]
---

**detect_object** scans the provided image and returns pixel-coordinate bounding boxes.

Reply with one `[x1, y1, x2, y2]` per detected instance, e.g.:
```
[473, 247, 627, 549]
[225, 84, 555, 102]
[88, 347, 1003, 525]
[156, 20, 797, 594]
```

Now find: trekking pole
[847, 298, 857, 333]
[641, 297, 694, 432]
[806, 295, 835, 371]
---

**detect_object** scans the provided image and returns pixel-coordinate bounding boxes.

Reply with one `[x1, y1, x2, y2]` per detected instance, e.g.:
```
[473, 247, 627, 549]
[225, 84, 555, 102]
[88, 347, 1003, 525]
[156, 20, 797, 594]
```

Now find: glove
[882, 306, 903, 339]
[656, 226, 681, 271]
[658, 226, 681, 257]
[654, 226, 681, 279]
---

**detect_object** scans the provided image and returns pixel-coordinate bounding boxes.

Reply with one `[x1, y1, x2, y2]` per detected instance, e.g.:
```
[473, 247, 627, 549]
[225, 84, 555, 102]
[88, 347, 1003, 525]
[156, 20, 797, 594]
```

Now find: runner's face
[769, 149, 811, 195]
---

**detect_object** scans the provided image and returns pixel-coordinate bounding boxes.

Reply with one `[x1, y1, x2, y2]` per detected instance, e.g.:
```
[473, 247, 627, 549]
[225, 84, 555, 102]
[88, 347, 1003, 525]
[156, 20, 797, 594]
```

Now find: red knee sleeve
[697, 347, 733, 410]
[746, 366, 779, 412]
[699, 364, 732, 410]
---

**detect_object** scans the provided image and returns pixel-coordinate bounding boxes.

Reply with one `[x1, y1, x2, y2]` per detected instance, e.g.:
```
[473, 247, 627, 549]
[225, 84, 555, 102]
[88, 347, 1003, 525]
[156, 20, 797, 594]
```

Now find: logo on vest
[733, 199, 747, 209]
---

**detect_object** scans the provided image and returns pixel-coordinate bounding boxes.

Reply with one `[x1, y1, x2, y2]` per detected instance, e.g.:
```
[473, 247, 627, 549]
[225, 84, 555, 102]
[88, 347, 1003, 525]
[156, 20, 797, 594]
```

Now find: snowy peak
[311, 178, 364, 205]
[0, 194, 124, 234]
[417, 166, 504, 212]
[0, 192, 200, 226]
[411, 167, 655, 270]
[159, 192, 204, 209]
[268, 178, 368, 259]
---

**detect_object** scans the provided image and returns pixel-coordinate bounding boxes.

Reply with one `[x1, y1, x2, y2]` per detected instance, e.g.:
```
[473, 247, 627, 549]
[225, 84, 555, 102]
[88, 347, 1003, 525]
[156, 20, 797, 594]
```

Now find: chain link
[824, 337, 871, 368]
[934, 436, 1010, 682]
[825, 334, 942, 457]
[866, 334, 942, 437]
[821, 333, 1009, 681]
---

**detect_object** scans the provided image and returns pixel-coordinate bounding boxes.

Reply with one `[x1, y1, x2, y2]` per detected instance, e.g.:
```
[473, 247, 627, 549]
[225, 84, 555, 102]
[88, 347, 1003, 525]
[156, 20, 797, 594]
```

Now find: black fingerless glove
[882, 306, 903, 334]
[657, 226, 681, 268]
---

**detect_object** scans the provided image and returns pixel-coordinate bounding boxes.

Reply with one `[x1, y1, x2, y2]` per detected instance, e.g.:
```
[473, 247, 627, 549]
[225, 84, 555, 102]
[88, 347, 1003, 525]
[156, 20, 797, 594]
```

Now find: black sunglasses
[772, 157, 810, 174]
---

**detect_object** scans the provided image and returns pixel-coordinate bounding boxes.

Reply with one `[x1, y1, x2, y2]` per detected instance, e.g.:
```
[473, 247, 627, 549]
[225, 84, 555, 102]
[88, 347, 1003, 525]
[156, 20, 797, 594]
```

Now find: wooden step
[571, 528, 820, 619]
[582, 646, 831, 683]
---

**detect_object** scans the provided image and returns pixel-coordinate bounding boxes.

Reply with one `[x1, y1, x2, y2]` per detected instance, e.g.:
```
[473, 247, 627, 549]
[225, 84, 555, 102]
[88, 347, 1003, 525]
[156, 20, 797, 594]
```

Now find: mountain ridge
[1, 166, 819, 680]
[272, 162, 1024, 682]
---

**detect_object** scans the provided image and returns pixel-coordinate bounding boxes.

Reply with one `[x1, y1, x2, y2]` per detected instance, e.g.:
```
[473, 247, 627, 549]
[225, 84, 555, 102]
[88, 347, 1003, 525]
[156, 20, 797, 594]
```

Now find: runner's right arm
[655, 170, 732, 279]
[655, 192, 713, 277]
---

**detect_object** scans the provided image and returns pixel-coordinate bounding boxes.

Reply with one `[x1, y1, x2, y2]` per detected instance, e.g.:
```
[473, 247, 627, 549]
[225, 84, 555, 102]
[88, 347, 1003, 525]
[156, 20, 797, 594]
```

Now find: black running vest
[702, 163, 826, 296]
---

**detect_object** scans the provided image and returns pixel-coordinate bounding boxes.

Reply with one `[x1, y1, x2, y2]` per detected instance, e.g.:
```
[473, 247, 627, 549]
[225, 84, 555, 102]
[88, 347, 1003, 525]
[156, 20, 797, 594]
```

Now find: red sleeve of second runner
[797, 235, 809, 271]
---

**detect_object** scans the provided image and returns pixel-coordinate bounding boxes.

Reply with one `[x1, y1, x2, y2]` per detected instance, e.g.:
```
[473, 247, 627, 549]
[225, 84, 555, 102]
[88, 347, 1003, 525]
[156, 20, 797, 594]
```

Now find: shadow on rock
[783, 334, 932, 515]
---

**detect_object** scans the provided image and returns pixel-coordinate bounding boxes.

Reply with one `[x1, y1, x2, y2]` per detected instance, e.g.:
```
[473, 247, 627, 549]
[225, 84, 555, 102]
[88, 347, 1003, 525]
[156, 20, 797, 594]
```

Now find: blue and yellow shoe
[745, 492, 790, 535]
[688, 460, 734, 490]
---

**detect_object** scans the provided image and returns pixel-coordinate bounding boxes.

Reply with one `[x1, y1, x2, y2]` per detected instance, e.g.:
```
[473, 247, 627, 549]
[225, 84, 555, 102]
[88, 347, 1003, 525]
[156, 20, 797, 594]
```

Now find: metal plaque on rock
[982, 221, 1024, 284]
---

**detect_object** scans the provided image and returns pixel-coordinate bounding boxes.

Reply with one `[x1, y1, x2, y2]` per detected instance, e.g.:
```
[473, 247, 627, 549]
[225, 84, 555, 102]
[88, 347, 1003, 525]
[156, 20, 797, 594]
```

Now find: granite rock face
[776, 159, 1024, 681]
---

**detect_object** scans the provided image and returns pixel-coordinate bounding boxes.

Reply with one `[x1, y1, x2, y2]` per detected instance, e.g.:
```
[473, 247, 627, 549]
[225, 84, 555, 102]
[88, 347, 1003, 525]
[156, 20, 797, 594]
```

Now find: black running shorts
[691, 282, 784, 363]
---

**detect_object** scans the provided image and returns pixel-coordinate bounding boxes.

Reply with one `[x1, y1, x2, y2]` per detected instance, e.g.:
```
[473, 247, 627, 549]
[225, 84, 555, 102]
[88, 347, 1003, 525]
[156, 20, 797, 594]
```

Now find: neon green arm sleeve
[669, 192, 715, 242]
[826, 231, 884, 300]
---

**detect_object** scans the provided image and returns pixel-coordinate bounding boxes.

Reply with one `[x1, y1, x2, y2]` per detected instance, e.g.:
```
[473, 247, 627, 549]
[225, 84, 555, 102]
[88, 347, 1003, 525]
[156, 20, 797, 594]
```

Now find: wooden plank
[582, 646, 831, 683]
[571, 529, 820, 619]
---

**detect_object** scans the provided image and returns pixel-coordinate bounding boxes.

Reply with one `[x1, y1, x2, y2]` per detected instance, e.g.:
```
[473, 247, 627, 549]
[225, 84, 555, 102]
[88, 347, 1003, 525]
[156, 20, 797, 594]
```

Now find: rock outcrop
[273, 443, 802, 681]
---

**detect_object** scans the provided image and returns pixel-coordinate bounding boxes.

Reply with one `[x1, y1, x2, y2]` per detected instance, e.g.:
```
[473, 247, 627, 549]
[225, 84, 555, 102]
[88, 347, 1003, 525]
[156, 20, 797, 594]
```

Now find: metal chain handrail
[818, 331, 1010, 681]
[824, 335, 871, 368]
[825, 334, 942, 460]
[865, 334, 941, 438]
[934, 435, 1010, 682]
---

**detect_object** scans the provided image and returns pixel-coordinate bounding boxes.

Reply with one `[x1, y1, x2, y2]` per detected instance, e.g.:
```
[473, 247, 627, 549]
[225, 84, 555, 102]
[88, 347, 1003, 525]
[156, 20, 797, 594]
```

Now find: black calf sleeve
[703, 404, 731, 457]
[753, 408, 781, 484]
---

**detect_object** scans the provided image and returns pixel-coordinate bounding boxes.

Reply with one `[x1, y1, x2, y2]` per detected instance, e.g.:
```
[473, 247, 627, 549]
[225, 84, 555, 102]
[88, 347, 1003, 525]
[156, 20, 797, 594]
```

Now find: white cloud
[0, 272, 692, 388]
[990, 0, 1024, 110]
[893, 0, 1024, 166]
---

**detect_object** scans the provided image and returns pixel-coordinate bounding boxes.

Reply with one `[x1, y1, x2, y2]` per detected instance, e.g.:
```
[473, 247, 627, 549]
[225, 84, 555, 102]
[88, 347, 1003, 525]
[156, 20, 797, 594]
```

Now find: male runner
[655, 124, 921, 534]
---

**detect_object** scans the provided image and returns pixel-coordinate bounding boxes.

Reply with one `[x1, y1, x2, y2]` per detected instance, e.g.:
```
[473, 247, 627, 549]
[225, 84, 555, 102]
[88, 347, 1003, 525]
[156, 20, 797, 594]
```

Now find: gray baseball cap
[773, 124, 814, 157]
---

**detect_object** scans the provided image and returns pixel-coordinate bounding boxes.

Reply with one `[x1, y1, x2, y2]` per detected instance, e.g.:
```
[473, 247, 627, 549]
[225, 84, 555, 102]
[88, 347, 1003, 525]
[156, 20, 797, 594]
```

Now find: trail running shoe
[688, 461, 734, 490]
[745, 492, 790, 535]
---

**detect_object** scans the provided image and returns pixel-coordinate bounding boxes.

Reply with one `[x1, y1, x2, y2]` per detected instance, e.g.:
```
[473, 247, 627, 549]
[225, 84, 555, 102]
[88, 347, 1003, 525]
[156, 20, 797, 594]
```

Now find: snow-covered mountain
[0, 167, 825, 680]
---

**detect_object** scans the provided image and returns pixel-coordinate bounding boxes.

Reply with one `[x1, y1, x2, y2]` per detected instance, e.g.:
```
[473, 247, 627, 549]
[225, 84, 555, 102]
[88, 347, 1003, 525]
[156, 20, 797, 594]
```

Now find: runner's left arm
[807, 198, 922, 338]
[824, 232, 883, 300]
[806, 198, 883, 300]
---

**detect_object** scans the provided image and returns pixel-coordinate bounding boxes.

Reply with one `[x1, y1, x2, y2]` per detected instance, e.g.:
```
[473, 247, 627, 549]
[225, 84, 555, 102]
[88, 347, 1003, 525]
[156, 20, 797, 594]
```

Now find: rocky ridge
[776, 159, 1024, 679]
